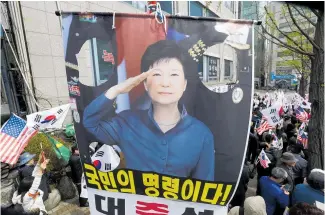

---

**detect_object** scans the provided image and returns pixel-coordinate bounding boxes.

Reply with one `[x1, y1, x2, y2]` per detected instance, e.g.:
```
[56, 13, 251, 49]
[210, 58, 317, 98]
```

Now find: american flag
[257, 120, 273, 135]
[297, 132, 308, 149]
[0, 114, 37, 165]
[258, 149, 271, 168]
[296, 106, 309, 122]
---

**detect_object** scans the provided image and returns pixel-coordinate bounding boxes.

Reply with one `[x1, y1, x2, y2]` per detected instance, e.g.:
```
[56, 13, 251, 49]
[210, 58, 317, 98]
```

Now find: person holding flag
[12, 152, 50, 215]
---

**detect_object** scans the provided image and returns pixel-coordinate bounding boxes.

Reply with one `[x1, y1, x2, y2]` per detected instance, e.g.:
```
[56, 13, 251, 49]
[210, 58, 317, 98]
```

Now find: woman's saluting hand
[105, 70, 153, 100]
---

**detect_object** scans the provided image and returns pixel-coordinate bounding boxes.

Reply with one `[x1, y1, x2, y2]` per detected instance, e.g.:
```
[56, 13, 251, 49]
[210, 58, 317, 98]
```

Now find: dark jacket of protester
[19, 165, 49, 201]
[69, 152, 83, 184]
[246, 128, 259, 163]
[277, 162, 294, 193]
[230, 164, 250, 207]
[288, 144, 308, 185]
[292, 169, 325, 206]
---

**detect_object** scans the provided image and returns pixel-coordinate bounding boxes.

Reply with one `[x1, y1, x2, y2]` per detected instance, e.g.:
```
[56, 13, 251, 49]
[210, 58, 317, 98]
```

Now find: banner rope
[153, 2, 167, 35]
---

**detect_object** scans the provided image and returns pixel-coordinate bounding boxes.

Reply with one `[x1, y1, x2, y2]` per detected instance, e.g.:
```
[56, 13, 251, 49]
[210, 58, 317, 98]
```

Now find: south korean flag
[91, 144, 120, 172]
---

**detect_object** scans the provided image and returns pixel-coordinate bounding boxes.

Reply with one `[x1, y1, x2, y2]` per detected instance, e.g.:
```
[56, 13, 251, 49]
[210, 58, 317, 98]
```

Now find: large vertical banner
[61, 12, 254, 215]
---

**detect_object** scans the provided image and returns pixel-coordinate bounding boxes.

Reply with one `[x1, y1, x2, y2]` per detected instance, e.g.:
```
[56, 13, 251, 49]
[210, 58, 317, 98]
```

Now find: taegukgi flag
[26, 104, 71, 130]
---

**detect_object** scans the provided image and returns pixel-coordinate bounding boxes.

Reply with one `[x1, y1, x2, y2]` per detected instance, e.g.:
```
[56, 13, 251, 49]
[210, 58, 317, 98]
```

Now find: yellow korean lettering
[191, 180, 202, 202]
[84, 163, 102, 190]
[142, 173, 160, 197]
[98, 171, 118, 192]
[116, 170, 136, 194]
[181, 179, 194, 200]
[201, 183, 223, 204]
[162, 176, 179, 200]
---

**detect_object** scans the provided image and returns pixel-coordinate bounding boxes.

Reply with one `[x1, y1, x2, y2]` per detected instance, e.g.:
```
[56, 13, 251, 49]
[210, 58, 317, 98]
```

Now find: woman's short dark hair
[71, 145, 78, 154]
[18, 176, 34, 195]
[307, 170, 325, 190]
[289, 202, 324, 215]
[141, 40, 187, 79]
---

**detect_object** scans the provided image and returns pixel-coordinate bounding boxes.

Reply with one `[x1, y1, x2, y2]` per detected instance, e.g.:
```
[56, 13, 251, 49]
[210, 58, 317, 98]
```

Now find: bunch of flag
[297, 122, 308, 149]
[0, 104, 70, 165]
[256, 120, 273, 135]
[0, 114, 38, 165]
[255, 149, 271, 169]
[296, 106, 309, 122]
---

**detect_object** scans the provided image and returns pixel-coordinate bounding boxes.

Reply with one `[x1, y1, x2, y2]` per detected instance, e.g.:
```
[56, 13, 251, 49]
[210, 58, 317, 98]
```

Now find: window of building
[224, 59, 233, 77]
[189, 1, 204, 16]
[159, 1, 173, 14]
[90, 39, 115, 86]
[207, 56, 220, 81]
[123, 1, 147, 12]
[224, 1, 235, 13]
[206, 9, 218, 17]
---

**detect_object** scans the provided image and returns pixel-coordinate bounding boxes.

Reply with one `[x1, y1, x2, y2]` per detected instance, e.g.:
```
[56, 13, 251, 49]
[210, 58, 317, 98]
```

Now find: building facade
[1, 1, 239, 122]
[268, 2, 316, 88]
[240, 1, 268, 88]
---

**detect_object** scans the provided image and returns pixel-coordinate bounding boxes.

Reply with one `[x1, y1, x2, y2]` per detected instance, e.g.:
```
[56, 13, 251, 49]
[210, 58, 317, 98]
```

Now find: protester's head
[270, 167, 288, 183]
[288, 137, 297, 146]
[71, 145, 79, 155]
[307, 169, 325, 190]
[141, 40, 187, 106]
[289, 202, 324, 215]
[280, 152, 298, 167]
[243, 196, 267, 215]
[264, 134, 273, 144]
[291, 116, 298, 125]
[19, 152, 36, 167]
[288, 144, 303, 154]
[17, 176, 34, 195]
[287, 123, 295, 131]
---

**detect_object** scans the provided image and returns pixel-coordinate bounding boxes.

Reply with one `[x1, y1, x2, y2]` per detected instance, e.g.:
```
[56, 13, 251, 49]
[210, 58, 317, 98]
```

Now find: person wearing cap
[292, 169, 325, 206]
[288, 144, 307, 185]
[259, 167, 290, 215]
[19, 152, 50, 202]
[276, 152, 297, 192]
[228, 196, 267, 215]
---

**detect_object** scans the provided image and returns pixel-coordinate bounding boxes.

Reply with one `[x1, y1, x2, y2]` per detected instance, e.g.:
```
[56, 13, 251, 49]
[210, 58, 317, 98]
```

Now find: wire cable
[1, 24, 45, 109]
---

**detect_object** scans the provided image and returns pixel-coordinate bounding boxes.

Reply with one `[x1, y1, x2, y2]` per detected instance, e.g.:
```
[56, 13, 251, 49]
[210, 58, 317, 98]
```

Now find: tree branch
[264, 6, 307, 53]
[257, 26, 314, 56]
[291, 5, 316, 26]
[286, 3, 321, 50]
[310, 8, 322, 19]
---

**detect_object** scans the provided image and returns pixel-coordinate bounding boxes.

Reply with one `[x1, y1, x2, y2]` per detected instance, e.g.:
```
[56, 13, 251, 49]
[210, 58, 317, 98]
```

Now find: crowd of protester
[228, 93, 324, 215]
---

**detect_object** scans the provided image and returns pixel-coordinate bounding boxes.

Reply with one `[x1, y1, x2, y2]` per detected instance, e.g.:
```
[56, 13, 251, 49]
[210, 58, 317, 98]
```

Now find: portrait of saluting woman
[83, 40, 215, 181]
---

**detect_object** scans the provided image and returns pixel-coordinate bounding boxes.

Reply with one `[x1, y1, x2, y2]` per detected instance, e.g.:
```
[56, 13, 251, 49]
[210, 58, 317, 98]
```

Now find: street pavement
[48, 202, 90, 215]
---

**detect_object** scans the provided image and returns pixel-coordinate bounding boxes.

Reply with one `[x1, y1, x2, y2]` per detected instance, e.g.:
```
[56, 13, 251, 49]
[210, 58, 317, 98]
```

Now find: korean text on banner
[60, 11, 254, 215]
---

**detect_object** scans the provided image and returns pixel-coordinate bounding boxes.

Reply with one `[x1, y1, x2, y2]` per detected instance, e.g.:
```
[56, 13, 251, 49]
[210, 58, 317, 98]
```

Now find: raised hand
[105, 70, 153, 100]
[40, 159, 50, 171]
